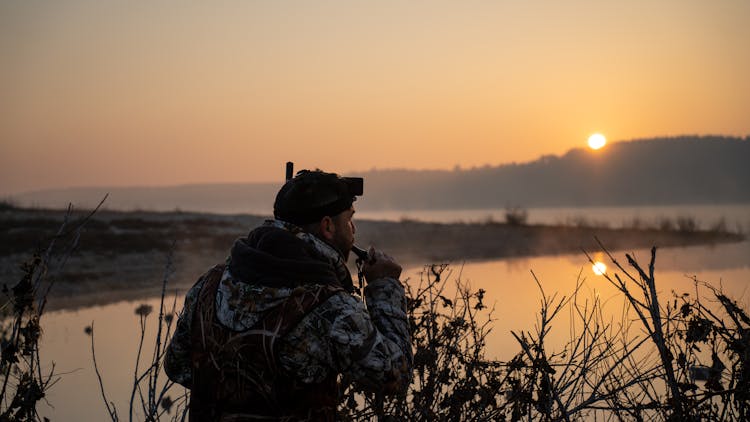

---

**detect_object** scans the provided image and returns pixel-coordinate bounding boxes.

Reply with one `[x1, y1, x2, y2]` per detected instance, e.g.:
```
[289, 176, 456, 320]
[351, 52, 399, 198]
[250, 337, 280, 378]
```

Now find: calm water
[36, 205, 750, 420]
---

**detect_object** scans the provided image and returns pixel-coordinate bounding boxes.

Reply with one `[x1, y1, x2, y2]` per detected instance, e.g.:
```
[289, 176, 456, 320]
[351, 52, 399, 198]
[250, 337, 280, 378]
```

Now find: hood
[215, 222, 354, 331]
[228, 225, 341, 288]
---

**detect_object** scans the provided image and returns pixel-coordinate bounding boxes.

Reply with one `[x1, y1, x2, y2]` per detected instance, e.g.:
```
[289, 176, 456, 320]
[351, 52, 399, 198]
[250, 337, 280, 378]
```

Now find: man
[165, 169, 412, 421]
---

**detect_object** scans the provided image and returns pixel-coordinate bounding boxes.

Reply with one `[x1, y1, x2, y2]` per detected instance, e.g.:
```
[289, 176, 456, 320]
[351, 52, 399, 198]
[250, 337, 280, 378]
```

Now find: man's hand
[362, 247, 402, 283]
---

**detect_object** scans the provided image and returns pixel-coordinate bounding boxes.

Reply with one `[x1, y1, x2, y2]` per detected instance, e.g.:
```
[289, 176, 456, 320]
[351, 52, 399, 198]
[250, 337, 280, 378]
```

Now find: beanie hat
[273, 170, 363, 225]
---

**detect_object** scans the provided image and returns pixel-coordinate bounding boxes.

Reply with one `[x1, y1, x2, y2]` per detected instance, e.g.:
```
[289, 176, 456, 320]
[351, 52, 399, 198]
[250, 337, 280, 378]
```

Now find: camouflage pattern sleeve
[362, 276, 413, 392]
[278, 277, 412, 395]
[164, 277, 205, 388]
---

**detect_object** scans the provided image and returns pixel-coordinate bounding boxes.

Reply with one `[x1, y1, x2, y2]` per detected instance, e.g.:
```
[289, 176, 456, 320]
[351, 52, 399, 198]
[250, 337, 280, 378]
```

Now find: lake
[35, 205, 750, 420]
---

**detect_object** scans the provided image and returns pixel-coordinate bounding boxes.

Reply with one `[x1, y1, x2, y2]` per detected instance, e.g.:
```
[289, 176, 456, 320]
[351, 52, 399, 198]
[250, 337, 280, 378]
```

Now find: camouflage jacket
[164, 220, 412, 403]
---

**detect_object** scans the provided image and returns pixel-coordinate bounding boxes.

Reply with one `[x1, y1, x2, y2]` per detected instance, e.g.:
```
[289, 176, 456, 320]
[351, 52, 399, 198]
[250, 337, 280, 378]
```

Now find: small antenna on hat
[285, 162, 294, 181]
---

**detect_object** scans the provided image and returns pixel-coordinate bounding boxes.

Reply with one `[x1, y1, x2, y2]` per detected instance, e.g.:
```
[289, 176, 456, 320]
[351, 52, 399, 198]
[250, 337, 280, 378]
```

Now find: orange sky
[1, 1, 749, 195]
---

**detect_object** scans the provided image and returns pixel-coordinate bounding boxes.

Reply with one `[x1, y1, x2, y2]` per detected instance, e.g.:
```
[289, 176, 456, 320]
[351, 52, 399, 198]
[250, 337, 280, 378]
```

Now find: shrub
[338, 245, 750, 420]
[504, 206, 528, 226]
[709, 217, 728, 234]
[0, 199, 18, 212]
[677, 216, 698, 232]
[659, 217, 675, 231]
[0, 202, 104, 419]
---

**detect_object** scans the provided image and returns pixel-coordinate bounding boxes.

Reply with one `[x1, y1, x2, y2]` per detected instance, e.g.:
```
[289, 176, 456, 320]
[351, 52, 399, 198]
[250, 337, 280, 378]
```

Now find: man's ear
[318, 216, 335, 241]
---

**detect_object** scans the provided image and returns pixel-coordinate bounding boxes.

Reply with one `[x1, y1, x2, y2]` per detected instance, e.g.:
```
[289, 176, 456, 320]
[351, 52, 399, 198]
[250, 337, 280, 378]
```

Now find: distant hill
[356, 135, 750, 210]
[11, 136, 750, 212]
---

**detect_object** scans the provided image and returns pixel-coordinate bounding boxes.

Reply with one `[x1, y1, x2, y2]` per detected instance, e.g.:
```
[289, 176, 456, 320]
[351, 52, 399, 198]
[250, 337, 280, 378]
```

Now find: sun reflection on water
[592, 261, 607, 276]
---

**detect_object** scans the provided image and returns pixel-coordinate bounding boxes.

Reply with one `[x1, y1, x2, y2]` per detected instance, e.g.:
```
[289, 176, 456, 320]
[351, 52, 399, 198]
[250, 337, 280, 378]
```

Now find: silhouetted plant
[337, 243, 750, 421]
[659, 217, 676, 231]
[676, 216, 698, 233]
[709, 217, 728, 234]
[340, 264, 507, 420]
[89, 246, 189, 422]
[504, 206, 529, 226]
[0, 200, 18, 212]
[581, 239, 750, 420]
[0, 198, 106, 421]
[339, 262, 656, 421]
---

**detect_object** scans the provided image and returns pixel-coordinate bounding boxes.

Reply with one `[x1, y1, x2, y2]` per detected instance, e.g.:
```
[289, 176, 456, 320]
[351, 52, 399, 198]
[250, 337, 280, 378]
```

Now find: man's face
[331, 207, 356, 261]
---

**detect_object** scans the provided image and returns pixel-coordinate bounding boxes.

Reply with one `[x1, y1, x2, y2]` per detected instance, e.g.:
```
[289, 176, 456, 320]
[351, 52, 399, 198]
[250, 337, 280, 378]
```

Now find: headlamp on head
[273, 169, 363, 226]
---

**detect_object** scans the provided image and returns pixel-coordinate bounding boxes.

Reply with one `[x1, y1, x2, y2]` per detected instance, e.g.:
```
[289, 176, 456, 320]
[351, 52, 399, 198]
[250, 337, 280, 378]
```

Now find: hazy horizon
[8, 136, 748, 214]
[6, 135, 748, 196]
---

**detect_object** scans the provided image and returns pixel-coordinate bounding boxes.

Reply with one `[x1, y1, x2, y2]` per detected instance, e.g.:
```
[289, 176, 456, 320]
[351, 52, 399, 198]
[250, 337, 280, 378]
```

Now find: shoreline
[1, 206, 744, 311]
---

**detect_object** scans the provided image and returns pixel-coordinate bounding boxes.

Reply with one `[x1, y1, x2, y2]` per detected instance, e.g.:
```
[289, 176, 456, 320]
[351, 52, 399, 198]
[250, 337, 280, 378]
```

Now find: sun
[588, 133, 607, 150]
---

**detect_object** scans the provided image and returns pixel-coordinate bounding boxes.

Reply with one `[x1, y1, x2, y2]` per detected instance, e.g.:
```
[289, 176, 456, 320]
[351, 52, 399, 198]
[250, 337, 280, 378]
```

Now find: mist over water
[359, 204, 750, 230]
